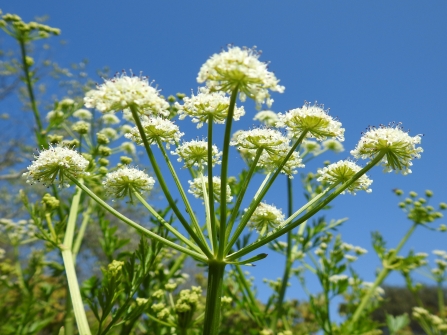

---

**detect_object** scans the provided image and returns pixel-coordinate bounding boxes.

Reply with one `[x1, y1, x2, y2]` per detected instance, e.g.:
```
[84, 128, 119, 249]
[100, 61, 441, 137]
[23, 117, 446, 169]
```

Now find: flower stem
[218, 87, 239, 259]
[226, 152, 385, 261]
[203, 261, 226, 335]
[68, 176, 208, 262]
[349, 222, 418, 326]
[129, 105, 212, 258]
[60, 182, 92, 335]
[207, 116, 218, 253]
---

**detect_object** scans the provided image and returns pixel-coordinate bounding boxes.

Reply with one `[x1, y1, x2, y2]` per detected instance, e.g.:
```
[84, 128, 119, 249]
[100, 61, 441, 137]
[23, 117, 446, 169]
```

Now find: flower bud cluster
[188, 176, 233, 203]
[247, 202, 285, 235]
[172, 139, 222, 168]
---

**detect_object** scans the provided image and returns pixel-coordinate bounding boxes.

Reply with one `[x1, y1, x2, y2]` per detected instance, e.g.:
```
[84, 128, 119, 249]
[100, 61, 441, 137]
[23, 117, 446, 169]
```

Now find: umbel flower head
[188, 176, 233, 203]
[350, 123, 423, 175]
[230, 128, 289, 155]
[278, 102, 345, 142]
[197, 45, 285, 108]
[103, 166, 155, 200]
[84, 71, 169, 116]
[125, 116, 184, 149]
[175, 86, 245, 128]
[247, 202, 285, 235]
[24, 145, 90, 188]
[257, 144, 304, 178]
[172, 139, 222, 168]
[316, 160, 373, 195]
[253, 110, 279, 127]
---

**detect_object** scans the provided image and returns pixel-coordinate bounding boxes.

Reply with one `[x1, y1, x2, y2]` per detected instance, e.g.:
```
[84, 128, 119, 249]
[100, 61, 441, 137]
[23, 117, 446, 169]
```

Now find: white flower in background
[322, 139, 344, 153]
[172, 139, 222, 168]
[278, 102, 345, 141]
[175, 86, 245, 128]
[253, 110, 279, 127]
[125, 116, 184, 149]
[98, 127, 118, 140]
[257, 144, 304, 178]
[197, 46, 285, 108]
[46, 110, 64, 123]
[103, 166, 155, 199]
[73, 108, 93, 120]
[301, 140, 322, 153]
[23, 145, 89, 188]
[350, 123, 423, 175]
[84, 72, 169, 116]
[102, 113, 120, 125]
[317, 160, 373, 195]
[120, 124, 133, 134]
[188, 176, 233, 203]
[230, 128, 289, 155]
[121, 142, 136, 155]
[328, 274, 348, 283]
[72, 120, 90, 135]
[247, 202, 285, 235]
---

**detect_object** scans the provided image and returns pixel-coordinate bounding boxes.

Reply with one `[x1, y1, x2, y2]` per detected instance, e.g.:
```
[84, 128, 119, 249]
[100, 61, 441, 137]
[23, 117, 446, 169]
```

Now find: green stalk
[438, 281, 445, 321]
[226, 153, 385, 262]
[198, 169, 215, 253]
[349, 222, 418, 325]
[72, 201, 93, 260]
[218, 87, 239, 259]
[156, 138, 210, 250]
[207, 115, 218, 252]
[133, 191, 202, 253]
[202, 261, 226, 335]
[225, 148, 263, 244]
[225, 131, 309, 254]
[234, 265, 264, 326]
[60, 183, 91, 335]
[271, 177, 294, 332]
[18, 38, 45, 147]
[68, 176, 208, 263]
[129, 105, 212, 258]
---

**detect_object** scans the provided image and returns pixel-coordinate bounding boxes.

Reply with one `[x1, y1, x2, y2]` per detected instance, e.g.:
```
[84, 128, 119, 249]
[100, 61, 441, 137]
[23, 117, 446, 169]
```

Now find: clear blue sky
[2, 1, 447, 303]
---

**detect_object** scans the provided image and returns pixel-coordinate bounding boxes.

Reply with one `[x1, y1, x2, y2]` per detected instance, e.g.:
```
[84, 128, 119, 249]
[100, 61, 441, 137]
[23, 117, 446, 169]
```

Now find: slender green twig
[207, 115, 218, 252]
[226, 152, 385, 261]
[129, 105, 212, 258]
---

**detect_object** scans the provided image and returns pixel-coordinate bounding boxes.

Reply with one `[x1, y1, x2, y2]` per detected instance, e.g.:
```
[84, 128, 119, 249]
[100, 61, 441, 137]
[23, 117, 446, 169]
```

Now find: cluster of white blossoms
[125, 116, 184, 149]
[188, 176, 233, 203]
[317, 160, 373, 195]
[23, 145, 90, 188]
[253, 110, 279, 127]
[257, 145, 304, 178]
[73, 108, 93, 120]
[102, 113, 120, 125]
[328, 274, 348, 283]
[175, 86, 245, 128]
[247, 202, 285, 235]
[84, 72, 169, 116]
[350, 123, 423, 175]
[197, 46, 285, 108]
[171, 139, 222, 168]
[102, 166, 155, 199]
[277, 102, 345, 142]
[230, 128, 289, 154]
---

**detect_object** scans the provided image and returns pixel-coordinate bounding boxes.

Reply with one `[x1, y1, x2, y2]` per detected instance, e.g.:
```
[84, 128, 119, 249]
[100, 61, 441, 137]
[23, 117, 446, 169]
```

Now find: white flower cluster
[350, 123, 423, 175]
[84, 72, 169, 115]
[257, 146, 304, 178]
[175, 87, 245, 128]
[197, 46, 285, 108]
[172, 139, 222, 168]
[328, 274, 348, 283]
[253, 110, 279, 127]
[73, 108, 93, 120]
[24, 145, 90, 188]
[188, 176, 233, 203]
[277, 102, 345, 142]
[317, 160, 373, 195]
[102, 113, 120, 125]
[125, 116, 184, 149]
[247, 202, 285, 235]
[103, 166, 155, 199]
[230, 128, 289, 154]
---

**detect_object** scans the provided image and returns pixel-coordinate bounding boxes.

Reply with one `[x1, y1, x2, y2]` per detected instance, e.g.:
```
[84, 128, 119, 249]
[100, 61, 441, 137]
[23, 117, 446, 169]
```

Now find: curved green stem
[68, 176, 208, 263]
[225, 148, 263, 245]
[349, 222, 418, 325]
[129, 105, 212, 258]
[218, 87, 239, 260]
[133, 191, 202, 253]
[226, 152, 385, 262]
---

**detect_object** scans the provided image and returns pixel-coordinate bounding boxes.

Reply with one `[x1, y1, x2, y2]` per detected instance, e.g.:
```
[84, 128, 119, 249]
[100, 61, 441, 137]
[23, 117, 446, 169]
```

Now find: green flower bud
[98, 158, 109, 166]
[120, 156, 132, 165]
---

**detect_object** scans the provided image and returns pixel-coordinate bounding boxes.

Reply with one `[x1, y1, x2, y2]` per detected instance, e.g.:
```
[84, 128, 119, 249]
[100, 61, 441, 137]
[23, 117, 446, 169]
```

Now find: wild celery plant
[23, 44, 424, 335]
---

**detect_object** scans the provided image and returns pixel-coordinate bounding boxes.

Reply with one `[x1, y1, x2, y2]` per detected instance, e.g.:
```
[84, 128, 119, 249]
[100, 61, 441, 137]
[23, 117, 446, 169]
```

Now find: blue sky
[2, 1, 447, 304]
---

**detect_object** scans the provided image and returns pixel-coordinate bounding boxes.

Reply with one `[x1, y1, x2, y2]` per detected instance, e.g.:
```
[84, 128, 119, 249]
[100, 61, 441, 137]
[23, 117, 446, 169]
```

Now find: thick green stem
[226, 153, 385, 261]
[218, 88, 239, 259]
[68, 176, 208, 262]
[61, 183, 91, 335]
[438, 281, 445, 321]
[207, 116, 218, 252]
[203, 261, 226, 335]
[349, 223, 418, 325]
[129, 105, 212, 258]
